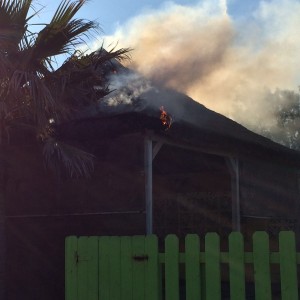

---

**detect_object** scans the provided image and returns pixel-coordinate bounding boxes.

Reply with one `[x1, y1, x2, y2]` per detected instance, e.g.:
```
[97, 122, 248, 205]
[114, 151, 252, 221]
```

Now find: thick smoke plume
[95, 0, 300, 146]
[104, 73, 153, 107]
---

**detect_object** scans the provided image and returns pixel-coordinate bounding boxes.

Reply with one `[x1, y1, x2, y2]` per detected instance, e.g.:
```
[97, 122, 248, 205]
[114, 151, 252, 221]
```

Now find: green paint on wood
[66, 231, 300, 300]
[165, 235, 179, 300]
[145, 235, 159, 300]
[205, 233, 221, 300]
[120, 236, 133, 300]
[132, 236, 146, 300]
[229, 232, 245, 300]
[99, 236, 110, 300]
[109, 237, 121, 300]
[279, 231, 299, 300]
[65, 236, 78, 300]
[185, 234, 201, 300]
[253, 232, 271, 300]
[78, 237, 89, 300]
[87, 237, 99, 300]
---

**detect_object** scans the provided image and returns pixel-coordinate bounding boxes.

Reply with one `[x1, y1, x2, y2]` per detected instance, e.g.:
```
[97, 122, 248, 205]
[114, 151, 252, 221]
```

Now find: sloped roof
[58, 72, 300, 169]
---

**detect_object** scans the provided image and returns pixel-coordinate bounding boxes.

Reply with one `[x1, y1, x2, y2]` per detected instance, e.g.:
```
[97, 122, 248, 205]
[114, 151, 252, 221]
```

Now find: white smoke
[92, 0, 300, 144]
[103, 72, 153, 107]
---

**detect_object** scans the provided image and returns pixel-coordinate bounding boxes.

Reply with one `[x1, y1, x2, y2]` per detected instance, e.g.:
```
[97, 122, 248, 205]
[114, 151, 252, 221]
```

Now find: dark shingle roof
[58, 73, 300, 169]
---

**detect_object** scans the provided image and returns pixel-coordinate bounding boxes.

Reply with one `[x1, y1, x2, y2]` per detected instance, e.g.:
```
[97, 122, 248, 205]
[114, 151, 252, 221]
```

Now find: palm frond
[51, 0, 86, 24]
[33, 19, 98, 59]
[94, 44, 132, 65]
[8, 69, 58, 128]
[0, 0, 33, 49]
[32, 0, 99, 61]
[46, 46, 131, 115]
[43, 137, 95, 178]
[0, 0, 131, 178]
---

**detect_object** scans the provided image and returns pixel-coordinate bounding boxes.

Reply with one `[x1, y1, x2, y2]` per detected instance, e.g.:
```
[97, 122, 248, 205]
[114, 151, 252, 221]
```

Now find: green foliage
[0, 0, 131, 177]
[260, 89, 300, 150]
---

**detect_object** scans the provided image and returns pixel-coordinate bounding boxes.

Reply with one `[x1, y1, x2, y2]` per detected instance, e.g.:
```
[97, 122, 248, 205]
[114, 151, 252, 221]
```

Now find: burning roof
[57, 66, 300, 169]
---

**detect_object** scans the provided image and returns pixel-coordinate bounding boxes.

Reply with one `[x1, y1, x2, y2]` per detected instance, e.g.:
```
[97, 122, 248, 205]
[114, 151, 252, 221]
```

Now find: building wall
[1, 135, 300, 298]
[240, 159, 299, 250]
[3, 134, 146, 300]
[152, 144, 232, 244]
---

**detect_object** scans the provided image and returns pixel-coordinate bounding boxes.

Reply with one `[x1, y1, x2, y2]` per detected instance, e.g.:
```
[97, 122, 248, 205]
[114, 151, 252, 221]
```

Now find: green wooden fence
[65, 231, 299, 300]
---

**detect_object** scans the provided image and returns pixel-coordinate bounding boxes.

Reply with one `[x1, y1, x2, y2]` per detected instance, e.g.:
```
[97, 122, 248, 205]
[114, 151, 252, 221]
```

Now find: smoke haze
[91, 0, 300, 143]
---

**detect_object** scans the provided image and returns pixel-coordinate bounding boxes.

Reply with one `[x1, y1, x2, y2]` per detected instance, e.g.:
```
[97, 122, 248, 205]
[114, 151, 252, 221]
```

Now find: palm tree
[0, 0, 130, 176]
[0, 0, 130, 295]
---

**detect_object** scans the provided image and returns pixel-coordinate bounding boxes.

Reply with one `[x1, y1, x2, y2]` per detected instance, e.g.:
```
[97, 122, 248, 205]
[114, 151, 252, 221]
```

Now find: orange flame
[160, 106, 172, 129]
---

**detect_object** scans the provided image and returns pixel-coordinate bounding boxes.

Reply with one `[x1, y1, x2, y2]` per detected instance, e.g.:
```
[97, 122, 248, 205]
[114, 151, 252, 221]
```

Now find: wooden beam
[226, 158, 241, 232]
[146, 132, 235, 158]
[144, 138, 153, 234]
[152, 141, 163, 160]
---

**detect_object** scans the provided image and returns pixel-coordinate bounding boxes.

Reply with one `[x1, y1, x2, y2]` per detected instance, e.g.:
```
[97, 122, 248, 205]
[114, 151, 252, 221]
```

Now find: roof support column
[144, 138, 153, 234]
[226, 158, 241, 232]
[144, 137, 163, 235]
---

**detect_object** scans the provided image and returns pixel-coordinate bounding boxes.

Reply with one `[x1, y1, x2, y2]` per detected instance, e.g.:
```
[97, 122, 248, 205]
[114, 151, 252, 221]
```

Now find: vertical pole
[227, 158, 241, 232]
[144, 138, 153, 234]
[234, 159, 241, 232]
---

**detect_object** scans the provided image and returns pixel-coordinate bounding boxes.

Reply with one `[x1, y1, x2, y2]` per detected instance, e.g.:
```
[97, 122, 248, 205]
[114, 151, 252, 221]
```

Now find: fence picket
[185, 234, 201, 300]
[165, 234, 179, 300]
[279, 231, 298, 300]
[66, 231, 300, 300]
[229, 232, 245, 300]
[78, 237, 89, 300]
[65, 236, 78, 300]
[205, 233, 221, 300]
[145, 235, 159, 300]
[253, 232, 271, 300]
[132, 236, 146, 300]
[120, 236, 133, 300]
[109, 237, 121, 300]
[99, 236, 110, 300]
[87, 237, 99, 300]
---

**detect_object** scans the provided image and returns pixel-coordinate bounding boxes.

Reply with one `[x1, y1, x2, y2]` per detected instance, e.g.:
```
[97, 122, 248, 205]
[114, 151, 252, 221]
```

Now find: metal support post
[144, 138, 153, 234]
[227, 158, 241, 231]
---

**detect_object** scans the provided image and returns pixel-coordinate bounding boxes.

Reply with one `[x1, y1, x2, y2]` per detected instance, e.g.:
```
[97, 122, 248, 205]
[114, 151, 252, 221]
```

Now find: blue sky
[32, 0, 263, 34]
[29, 0, 300, 135]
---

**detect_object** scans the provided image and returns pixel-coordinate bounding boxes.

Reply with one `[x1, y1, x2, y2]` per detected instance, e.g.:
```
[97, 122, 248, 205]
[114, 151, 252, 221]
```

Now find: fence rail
[65, 231, 299, 300]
